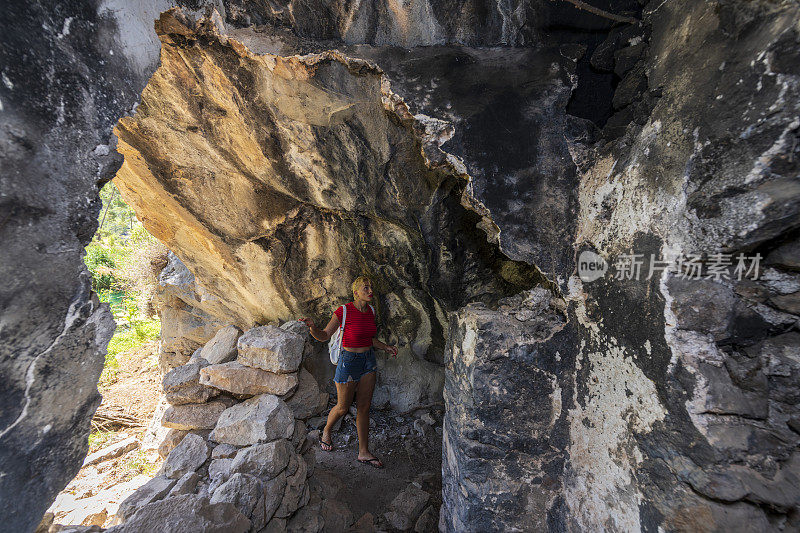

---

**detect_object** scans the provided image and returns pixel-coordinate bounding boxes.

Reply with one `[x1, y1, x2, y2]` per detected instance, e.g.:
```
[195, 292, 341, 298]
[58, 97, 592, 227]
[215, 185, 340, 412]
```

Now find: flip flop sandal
[357, 457, 384, 468]
[320, 438, 334, 452]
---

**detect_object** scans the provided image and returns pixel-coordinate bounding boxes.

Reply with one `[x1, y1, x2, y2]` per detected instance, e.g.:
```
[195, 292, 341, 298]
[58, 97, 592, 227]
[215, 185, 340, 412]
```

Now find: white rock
[83, 436, 140, 467]
[158, 429, 189, 459]
[163, 360, 220, 405]
[168, 471, 200, 497]
[230, 439, 293, 480]
[200, 362, 298, 396]
[275, 457, 308, 518]
[209, 458, 234, 480]
[238, 325, 304, 374]
[116, 475, 177, 522]
[211, 443, 239, 459]
[162, 398, 234, 430]
[285, 369, 323, 420]
[107, 494, 250, 532]
[163, 433, 210, 479]
[210, 394, 295, 446]
[201, 325, 241, 364]
[210, 473, 268, 530]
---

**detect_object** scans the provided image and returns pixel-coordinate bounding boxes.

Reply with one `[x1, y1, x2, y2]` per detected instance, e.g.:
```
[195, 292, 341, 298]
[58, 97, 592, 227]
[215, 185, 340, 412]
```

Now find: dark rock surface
[0, 1, 156, 530]
[442, 288, 572, 531]
[440, 0, 800, 531]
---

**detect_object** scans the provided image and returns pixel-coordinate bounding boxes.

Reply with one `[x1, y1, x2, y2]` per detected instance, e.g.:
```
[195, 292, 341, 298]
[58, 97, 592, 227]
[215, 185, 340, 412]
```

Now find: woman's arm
[300, 315, 340, 342]
[373, 338, 398, 357]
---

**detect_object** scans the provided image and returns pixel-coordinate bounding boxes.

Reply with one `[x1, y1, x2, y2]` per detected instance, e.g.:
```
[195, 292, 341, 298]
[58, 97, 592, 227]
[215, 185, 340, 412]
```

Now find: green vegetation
[88, 429, 116, 454]
[120, 448, 161, 481]
[84, 182, 168, 386]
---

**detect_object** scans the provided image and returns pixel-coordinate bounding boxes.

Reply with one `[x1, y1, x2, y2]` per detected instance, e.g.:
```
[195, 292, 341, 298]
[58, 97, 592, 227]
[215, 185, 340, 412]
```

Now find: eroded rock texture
[0, 2, 224, 530]
[113, 8, 552, 410]
[444, 1, 800, 531]
[0, 2, 149, 531]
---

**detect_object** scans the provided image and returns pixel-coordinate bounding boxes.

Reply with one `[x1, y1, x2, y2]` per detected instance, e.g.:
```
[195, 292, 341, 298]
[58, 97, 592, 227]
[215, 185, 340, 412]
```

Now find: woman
[300, 276, 397, 468]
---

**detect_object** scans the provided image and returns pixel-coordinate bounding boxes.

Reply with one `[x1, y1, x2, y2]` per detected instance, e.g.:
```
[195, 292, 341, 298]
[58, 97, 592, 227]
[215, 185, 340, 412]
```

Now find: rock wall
[0, 2, 158, 530]
[442, 1, 800, 531]
[0, 1, 224, 530]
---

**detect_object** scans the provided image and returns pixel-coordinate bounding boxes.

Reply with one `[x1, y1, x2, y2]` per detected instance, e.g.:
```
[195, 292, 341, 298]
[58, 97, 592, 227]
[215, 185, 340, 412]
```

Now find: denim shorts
[334, 348, 377, 384]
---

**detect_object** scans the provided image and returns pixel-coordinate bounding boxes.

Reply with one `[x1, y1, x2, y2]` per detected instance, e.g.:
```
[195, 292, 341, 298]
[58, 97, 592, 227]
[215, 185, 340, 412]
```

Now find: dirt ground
[309, 403, 444, 529]
[95, 340, 162, 436]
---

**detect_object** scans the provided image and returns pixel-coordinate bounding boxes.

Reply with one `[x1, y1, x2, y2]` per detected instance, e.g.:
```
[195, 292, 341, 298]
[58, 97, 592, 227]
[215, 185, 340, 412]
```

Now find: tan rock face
[200, 362, 299, 396]
[112, 10, 539, 376]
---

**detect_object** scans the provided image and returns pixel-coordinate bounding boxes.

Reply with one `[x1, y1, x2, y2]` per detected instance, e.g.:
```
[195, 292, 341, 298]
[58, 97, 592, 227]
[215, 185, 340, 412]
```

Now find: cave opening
[45, 6, 553, 530]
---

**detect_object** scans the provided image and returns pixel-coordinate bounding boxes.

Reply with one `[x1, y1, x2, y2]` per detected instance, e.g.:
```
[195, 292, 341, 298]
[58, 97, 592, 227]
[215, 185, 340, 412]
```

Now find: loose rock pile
[110, 321, 329, 532]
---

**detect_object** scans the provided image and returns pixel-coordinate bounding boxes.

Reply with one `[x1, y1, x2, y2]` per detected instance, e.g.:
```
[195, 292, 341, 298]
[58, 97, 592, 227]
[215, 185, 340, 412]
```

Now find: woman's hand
[299, 317, 314, 328]
[384, 345, 398, 358]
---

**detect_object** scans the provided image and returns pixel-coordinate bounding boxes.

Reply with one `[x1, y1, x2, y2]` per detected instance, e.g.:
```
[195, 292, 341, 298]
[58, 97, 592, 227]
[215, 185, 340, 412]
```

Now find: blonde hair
[351, 276, 371, 298]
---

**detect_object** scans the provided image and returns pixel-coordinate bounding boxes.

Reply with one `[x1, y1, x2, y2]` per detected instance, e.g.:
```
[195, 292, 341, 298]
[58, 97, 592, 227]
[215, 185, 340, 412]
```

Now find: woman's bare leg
[322, 381, 357, 448]
[355, 371, 378, 462]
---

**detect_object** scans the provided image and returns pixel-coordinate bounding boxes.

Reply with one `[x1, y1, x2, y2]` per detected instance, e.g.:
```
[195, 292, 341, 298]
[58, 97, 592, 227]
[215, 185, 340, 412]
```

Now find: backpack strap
[340, 304, 347, 346]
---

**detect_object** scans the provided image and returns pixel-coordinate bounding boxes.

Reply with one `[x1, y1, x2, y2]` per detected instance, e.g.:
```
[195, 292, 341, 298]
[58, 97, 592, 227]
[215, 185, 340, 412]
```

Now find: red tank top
[334, 302, 377, 348]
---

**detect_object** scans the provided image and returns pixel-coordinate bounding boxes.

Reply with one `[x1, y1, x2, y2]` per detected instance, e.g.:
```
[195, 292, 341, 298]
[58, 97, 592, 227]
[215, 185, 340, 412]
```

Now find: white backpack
[329, 304, 374, 365]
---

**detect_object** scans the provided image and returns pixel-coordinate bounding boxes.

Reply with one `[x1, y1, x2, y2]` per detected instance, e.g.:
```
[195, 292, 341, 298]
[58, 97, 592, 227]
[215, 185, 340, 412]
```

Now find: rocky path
[307, 406, 443, 531]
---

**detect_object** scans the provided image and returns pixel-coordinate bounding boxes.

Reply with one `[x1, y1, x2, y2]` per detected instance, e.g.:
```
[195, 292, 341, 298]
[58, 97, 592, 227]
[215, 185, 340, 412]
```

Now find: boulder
[285, 369, 324, 420]
[200, 325, 242, 364]
[209, 458, 234, 481]
[384, 484, 430, 531]
[163, 360, 219, 405]
[162, 398, 234, 430]
[158, 429, 189, 459]
[142, 396, 171, 454]
[302, 447, 316, 478]
[275, 457, 309, 518]
[106, 494, 250, 533]
[168, 472, 200, 497]
[210, 394, 295, 446]
[262, 473, 289, 524]
[83, 437, 140, 467]
[200, 362, 298, 397]
[211, 473, 268, 530]
[238, 325, 304, 374]
[163, 433, 210, 479]
[117, 475, 177, 522]
[211, 443, 239, 459]
[230, 439, 294, 480]
[291, 421, 306, 451]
